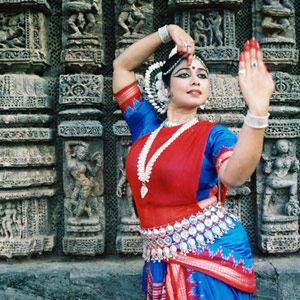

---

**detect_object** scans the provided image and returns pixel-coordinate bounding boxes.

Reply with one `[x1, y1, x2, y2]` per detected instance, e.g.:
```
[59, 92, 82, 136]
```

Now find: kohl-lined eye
[198, 73, 208, 79]
[175, 72, 190, 78]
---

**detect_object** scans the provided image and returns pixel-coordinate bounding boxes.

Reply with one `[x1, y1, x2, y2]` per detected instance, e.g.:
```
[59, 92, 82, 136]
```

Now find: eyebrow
[173, 67, 208, 75]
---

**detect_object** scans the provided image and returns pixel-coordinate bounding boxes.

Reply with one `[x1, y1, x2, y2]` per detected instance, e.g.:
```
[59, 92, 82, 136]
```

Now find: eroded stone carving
[0, 6, 50, 72]
[118, 0, 146, 37]
[0, 197, 55, 258]
[262, 139, 299, 216]
[168, 0, 244, 8]
[115, 0, 153, 58]
[257, 139, 300, 253]
[176, 10, 239, 71]
[115, 141, 142, 255]
[59, 74, 103, 106]
[58, 120, 103, 137]
[0, 74, 51, 110]
[206, 75, 244, 110]
[65, 0, 99, 36]
[63, 140, 105, 255]
[252, 0, 298, 69]
[62, 0, 104, 72]
[0, 145, 55, 167]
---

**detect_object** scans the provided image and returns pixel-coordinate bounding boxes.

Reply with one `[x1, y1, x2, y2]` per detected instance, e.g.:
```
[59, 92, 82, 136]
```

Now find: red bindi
[192, 66, 196, 70]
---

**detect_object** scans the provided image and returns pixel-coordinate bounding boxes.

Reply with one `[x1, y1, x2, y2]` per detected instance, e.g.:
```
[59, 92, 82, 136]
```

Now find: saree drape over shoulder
[114, 82, 256, 300]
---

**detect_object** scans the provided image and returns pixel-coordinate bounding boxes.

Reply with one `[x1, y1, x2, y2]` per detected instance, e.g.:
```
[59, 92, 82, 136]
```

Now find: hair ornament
[145, 60, 168, 114]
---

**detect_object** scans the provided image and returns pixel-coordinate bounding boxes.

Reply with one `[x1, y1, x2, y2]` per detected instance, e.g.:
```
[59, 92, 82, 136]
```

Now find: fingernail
[239, 52, 245, 62]
[244, 40, 250, 51]
[256, 41, 260, 51]
[251, 37, 256, 42]
[250, 39, 256, 48]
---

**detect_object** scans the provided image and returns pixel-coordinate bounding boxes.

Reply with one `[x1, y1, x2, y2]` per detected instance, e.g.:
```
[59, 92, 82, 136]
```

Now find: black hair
[161, 53, 183, 87]
[161, 52, 208, 87]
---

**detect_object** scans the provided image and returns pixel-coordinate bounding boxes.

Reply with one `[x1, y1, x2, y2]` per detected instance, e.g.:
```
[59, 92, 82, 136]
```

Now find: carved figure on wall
[193, 14, 210, 47]
[261, 0, 293, 39]
[64, 0, 99, 36]
[0, 13, 25, 48]
[65, 141, 103, 219]
[262, 139, 299, 215]
[193, 11, 223, 47]
[1, 202, 17, 239]
[207, 11, 223, 47]
[116, 147, 139, 223]
[118, 0, 146, 37]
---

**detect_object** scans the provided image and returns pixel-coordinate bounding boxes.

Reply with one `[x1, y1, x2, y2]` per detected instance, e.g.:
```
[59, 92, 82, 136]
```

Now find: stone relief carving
[176, 10, 239, 71]
[59, 74, 103, 106]
[63, 140, 105, 255]
[62, 0, 104, 72]
[113, 132, 142, 255]
[261, 0, 294, 42]
[0, 74, 51, 110]
[64, 141, 102, 219]
[262, 139, 299, 216]
[0, 4, 50, 72]
[252, 0, 298, 69]
[116, 145, 139, 224]
[205, 74, 244, 110]
[0, 12, 25, 48]
[257, 138, 300, 253]
[118, 0, 146, 37]
[168, 0, 244, 7]
[193, 11, 223, 47]
[115, 0, 153, 58]
[64, 0, 99, 36]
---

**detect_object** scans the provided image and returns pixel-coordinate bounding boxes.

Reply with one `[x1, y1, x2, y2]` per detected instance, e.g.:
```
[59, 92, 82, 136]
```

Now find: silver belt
[140, 203, 238, 262]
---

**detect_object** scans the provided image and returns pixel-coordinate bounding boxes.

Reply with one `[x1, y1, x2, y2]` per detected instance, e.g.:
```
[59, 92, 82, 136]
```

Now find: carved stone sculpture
[262, 139, 299, 216]
[257, 138, 300, 253]
[0, 1, 50, 72]
[252, 0, 298, 69]
[61, 0, 104, 72]
[115, 0, 153, 58]
[113, 124, 142, 255]
[175, 9, 239, 71]
[63, 140, 105, 255]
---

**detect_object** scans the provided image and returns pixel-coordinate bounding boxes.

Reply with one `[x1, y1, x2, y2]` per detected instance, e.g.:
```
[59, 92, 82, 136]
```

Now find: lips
[187, 89, 202, 96]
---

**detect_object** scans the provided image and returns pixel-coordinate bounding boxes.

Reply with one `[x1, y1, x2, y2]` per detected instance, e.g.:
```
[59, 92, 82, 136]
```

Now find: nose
[191, 73, 200, 86]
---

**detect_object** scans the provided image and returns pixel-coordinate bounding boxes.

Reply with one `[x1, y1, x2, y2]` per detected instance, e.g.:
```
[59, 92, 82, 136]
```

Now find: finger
[238, 51, 246, 76]
[243, 40, 251, 73]
[255, 41, 266, 73]
[250, 37, 258, 70]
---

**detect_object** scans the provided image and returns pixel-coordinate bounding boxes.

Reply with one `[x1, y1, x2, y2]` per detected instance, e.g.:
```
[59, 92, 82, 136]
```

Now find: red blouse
[126, 121, 215, 228]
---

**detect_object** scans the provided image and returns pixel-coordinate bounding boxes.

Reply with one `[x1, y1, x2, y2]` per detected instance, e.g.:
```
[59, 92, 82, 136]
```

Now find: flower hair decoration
[144, 60, 168, 114]
[144, 46, 208, 114]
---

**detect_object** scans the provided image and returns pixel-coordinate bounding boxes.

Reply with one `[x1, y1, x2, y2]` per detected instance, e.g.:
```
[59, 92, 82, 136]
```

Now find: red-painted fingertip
[256, 41, 261, 51]
[251, 37, 256, 42]
[250, 38, 256, 48]
[244, 40, 250, 51]
[239, 51, 245, 62]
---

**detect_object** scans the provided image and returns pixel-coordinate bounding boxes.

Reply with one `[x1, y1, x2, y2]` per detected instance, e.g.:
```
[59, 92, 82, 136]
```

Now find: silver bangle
[244, 110, 270, 129]
[158, 25, 171, 44]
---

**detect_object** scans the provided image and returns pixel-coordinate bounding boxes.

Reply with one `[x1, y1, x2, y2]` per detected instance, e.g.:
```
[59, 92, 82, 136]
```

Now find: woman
[113, 24, 274, 299]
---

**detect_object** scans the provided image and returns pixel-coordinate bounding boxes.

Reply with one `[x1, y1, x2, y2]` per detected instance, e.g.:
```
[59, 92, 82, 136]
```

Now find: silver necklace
[137, 117, 198, 198]
[163, 119, 187, 127]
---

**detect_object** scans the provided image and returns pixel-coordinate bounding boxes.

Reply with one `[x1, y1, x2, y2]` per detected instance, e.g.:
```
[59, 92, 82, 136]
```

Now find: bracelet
[244, 110, 270, 129]
[158, 25, 171, 44]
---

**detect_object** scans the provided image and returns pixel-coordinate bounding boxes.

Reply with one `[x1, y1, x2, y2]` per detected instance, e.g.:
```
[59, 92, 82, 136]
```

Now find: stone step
[0, 254, 299, 300]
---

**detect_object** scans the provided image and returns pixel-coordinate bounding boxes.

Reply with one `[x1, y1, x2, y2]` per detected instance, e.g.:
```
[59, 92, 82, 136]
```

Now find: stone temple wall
[0, 0, 299, 294]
